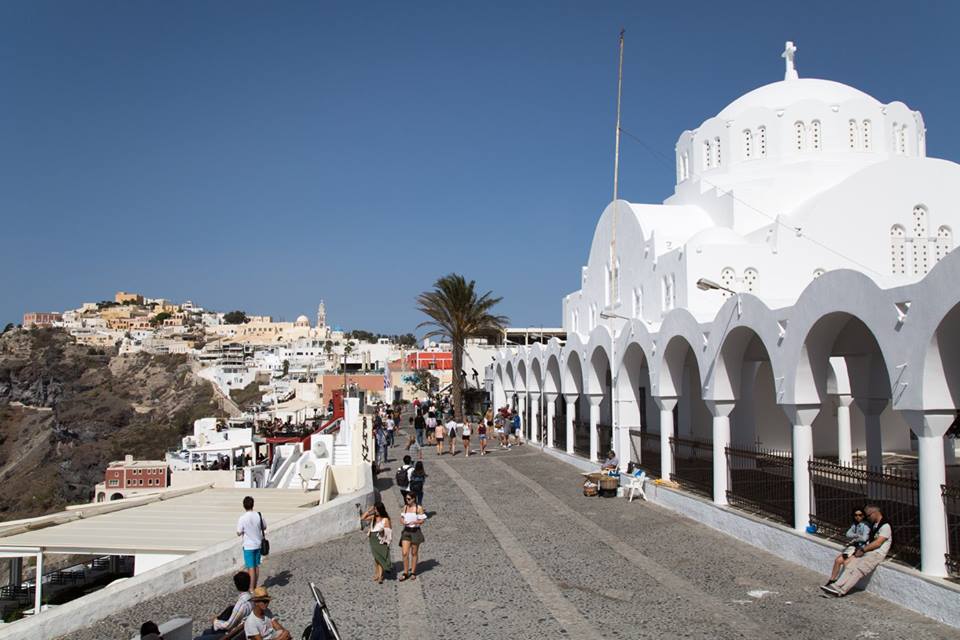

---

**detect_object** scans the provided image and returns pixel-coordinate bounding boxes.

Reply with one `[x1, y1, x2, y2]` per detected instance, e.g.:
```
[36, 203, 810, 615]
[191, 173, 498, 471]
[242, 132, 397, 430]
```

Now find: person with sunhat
[243, 586, 291, 640]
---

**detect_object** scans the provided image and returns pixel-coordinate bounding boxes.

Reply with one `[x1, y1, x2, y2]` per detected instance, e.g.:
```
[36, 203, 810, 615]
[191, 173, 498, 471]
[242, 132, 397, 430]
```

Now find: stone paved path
[68, 442, 960, 640]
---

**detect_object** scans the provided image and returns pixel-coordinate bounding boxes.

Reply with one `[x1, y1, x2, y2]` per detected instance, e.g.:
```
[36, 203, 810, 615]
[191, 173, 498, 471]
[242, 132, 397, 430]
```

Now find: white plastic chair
[626, 470, 647, 502]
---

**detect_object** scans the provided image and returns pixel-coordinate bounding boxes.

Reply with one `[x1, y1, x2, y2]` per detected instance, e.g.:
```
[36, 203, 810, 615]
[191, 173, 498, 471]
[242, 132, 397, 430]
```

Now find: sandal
[398, 573, 409, 582]
[409, 573, 417, 580]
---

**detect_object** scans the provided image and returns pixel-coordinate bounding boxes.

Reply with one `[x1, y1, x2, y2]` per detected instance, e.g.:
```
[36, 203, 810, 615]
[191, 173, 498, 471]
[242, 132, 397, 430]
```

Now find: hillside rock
[0, 328, 222, 519]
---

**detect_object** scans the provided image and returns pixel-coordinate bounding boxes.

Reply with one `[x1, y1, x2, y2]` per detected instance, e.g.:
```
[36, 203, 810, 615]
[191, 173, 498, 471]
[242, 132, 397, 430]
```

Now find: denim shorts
[243, 548, 262, 568]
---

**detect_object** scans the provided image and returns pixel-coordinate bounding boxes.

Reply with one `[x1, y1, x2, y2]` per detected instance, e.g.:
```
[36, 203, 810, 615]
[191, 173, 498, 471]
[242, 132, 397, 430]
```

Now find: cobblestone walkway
[69, 444, 960, 640]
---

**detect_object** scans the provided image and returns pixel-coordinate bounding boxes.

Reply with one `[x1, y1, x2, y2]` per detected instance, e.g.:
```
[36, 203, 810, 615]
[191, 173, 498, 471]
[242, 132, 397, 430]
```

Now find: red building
[403, 351, 452, 370]
[22, 312, 62, 328]
[104, 456, 170, 491]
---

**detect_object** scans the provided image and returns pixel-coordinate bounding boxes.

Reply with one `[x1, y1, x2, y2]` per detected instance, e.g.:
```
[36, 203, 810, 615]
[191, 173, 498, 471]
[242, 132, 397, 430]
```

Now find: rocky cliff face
[0, 328, 221, 519]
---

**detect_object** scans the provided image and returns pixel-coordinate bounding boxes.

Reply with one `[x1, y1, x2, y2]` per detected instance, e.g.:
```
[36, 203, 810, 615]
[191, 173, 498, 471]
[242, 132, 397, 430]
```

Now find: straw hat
[252, 586, 272, 602]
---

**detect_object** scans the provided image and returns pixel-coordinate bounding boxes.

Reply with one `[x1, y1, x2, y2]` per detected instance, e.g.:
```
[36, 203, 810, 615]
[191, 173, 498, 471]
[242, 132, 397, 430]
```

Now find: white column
[564, 395, 577, 455]
[34, 551, 43, 616]
[656, 397, 678, 479]
[518, 394, 527, 441]
[857, 398, 888, 470]
[528, 392, 540, 443]
[835, 394, 854, 466]
[707, 400, 735, 507]
[588, 394, 602, 462]
[785, 404, 820, 533]
[905, 410, 951, 578]
[544, 392, 557, 449]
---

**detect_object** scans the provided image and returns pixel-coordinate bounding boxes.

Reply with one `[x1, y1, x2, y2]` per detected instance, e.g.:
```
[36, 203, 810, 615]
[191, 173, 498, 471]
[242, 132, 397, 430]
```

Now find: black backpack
[395, 466, 409, 488]
[409, 472, 425, 494]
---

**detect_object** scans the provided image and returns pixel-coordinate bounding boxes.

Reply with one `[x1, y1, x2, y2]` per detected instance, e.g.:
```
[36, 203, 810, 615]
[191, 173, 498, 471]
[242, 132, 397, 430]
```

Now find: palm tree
[417, 274, 508, 419]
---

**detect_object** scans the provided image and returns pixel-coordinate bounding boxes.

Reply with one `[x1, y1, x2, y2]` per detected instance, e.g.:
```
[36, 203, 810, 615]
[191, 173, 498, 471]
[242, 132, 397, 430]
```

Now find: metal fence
[808, 459, 920, 567]
[636, 430, 661, 478]
[573, 420, 590, 458]
[943, 483, 960, 577]
[669, 436, 713, 498]
[725, 445, 794, 526]
[597, 423, 613, 458]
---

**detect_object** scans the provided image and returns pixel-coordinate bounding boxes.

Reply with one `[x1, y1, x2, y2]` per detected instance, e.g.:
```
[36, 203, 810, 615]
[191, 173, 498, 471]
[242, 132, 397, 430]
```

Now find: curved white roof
[718, 78, 880, 119]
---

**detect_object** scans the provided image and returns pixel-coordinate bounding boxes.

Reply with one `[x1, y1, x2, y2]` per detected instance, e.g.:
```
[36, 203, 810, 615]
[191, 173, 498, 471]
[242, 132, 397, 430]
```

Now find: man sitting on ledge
[194, 571, 252, 639]
[820, 504, 892, 597]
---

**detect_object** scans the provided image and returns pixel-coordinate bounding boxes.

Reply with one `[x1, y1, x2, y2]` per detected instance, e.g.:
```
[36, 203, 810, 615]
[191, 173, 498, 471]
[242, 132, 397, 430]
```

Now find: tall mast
[611, 29, 625, 300]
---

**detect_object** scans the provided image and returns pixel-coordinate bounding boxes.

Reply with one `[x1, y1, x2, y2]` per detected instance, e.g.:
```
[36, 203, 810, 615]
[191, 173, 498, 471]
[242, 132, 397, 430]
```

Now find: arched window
[720, 267, 735, 299]
[703, 140, 712, 169]
[681, 151, 690, 181]
[936, 226, 953, 263]
[714, 136, 722, 167]
[912, 205, 929, 275]
[794, 121, 806, 151]
[862, 120, 872, 151]
[757, 126, 767, 158]
[848, 119, 859, 149]
[676, 153, 682, 183]
[890, 225, 906, 275]
[743, 129, 753, 159]
[810, 120, 822, 151]
[743, 267, 758, 292]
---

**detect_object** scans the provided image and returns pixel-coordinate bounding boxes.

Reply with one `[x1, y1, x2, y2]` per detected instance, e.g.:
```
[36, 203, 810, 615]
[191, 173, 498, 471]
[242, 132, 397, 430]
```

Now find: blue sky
[2, 1, 958, 333]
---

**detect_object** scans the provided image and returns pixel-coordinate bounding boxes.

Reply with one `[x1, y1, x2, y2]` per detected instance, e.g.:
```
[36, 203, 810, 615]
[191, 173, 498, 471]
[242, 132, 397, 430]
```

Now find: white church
[489, 42, 960, 594]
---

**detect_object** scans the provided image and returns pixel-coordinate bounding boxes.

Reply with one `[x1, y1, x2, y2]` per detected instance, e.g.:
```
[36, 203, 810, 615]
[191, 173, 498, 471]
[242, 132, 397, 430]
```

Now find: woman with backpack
[409, 461, 427, 506]
[360, 501, 392, 584]
[398, 491, 427, 582]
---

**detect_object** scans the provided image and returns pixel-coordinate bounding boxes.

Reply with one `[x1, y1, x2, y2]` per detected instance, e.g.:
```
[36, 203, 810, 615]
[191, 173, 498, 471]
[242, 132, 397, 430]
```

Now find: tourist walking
[244, 587, 292, 640]
[236, 496, 266, 589]
[446, 414, 459, 455]
[461, 418, 472, 456]
[386, 413, 396, 447]
[409, 461, 427, 506]
[434, 418, 445, 455]
[361, 501, 393, 584]
[821, 504, 892, 597]
[478, 419, 489, 455]
[396, 455, 414, 495]
[425, 410, 437, 446]
[375, 422, 388, 468]
[414, 410, 426, 447]
[398, 492, 427, 581]
[511, 410, 522, 445]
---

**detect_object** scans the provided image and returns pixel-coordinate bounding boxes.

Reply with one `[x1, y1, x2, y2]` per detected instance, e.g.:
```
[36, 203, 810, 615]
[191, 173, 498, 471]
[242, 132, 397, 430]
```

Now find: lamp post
[600, 310, 631, 472]
[696, 277, 741, 316]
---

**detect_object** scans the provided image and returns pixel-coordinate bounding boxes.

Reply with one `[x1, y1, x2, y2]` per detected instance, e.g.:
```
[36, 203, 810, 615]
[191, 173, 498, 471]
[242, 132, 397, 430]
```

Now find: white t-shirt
[237, 511, 265, 551]
[386, 418, 395, 431]
[446, 420, 458, 435]
[244, 611, 278, 639]
[461, 422, 472, 436]
[425, 417, 437, 430]
[870, 522, 893, 558]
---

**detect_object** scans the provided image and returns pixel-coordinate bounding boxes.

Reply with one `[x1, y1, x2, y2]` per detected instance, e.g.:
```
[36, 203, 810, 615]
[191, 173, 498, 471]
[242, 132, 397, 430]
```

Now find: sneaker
[819, 584, 841, 597]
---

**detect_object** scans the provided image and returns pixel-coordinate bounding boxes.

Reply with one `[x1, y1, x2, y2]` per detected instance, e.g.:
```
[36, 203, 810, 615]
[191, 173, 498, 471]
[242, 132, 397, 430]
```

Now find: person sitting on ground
[194, 571, 253, 639]
[141, 621, 163, 640]
[825, 508, 871, 587]
[244, 587, 291, 640]
[601, 450, 620, 472]
[821, 504, 892, 597]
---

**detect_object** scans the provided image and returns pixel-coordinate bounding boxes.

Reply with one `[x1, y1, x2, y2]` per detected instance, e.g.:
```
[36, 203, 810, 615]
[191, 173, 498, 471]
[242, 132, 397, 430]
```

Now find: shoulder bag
[258, 512, 270, 556]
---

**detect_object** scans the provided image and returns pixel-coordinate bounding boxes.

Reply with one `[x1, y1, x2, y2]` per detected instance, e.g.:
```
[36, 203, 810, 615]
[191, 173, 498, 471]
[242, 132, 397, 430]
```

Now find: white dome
[718, 78, 880, 120]
[295, 315, 310, 325]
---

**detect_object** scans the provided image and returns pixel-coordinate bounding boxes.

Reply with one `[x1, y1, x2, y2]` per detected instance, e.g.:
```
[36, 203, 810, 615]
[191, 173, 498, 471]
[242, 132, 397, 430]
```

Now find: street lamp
[696, 277, 741, 316]
[599, 310, 631, 471]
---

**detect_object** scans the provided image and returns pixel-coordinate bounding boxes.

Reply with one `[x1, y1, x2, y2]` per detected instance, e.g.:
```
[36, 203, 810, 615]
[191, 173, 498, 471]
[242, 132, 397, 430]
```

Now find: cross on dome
[782, 41, 799, 81]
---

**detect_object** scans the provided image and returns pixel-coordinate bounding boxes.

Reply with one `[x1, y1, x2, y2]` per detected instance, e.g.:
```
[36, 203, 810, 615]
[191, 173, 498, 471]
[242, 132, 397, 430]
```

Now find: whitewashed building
[490, 43, 960, 580]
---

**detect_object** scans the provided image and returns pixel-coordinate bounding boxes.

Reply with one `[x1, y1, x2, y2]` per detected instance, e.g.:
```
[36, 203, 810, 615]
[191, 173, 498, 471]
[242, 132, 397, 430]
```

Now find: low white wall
[542, 445, 960, 628]
[170, 470, 236, 489]
[4, 471, 374, 640]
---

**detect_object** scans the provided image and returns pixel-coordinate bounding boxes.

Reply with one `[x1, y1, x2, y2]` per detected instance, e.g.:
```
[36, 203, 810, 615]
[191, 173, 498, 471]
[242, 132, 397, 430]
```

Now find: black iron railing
[726, 445, 794, 527]
[573, 420, 590, 458]
[554, 405, 567, 451]
[809, 459, 920, 567]
[943, 483, 960, 577]
[635, 430, 661, 478]
[597, 423, 613, 459]
[670, 435, 713, 498]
